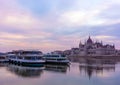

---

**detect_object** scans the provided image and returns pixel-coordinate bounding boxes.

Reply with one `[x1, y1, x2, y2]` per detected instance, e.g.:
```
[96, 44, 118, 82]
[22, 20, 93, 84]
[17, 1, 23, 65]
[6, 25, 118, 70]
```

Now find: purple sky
[0, 0, 120, 52]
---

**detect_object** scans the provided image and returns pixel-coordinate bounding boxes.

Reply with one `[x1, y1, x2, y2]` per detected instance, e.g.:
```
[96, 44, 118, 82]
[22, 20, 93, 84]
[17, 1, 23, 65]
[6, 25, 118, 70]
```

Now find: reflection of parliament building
[79, 64, 115, 79]
[79, 58, 116, 79]
[71, 36, 116, 56]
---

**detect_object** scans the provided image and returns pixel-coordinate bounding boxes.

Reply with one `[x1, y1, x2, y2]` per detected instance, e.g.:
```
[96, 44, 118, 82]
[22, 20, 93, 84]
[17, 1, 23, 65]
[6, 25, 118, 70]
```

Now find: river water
[0, 58, 120, 85]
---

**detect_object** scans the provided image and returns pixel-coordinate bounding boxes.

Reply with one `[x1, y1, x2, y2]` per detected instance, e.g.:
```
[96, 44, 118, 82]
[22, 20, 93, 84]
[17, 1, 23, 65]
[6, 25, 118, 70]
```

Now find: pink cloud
[0, 0, 46, 30]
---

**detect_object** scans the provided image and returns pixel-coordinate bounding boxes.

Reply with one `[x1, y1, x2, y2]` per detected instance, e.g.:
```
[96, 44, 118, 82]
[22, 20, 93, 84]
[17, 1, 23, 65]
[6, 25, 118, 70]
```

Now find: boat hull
[44, 54, 70, 65]
[21, 62, 44, 67]
[0, 60, 9, 63]
[45, 60, 70, 65]
[9, 59, 45, 67]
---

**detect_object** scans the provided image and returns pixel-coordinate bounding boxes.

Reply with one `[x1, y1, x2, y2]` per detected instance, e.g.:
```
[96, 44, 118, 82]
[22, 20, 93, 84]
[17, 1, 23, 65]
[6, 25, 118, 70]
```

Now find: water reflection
[0, 58, 120, 85]
[45, 64, 69, 73]
[6, 63, 69, 78]
[72, 57, 117, 79]
[0, 63, 8, 67]
[1, 57, 120, 79]
[79, 63, 115, 79]
[6, 64, 44, 78]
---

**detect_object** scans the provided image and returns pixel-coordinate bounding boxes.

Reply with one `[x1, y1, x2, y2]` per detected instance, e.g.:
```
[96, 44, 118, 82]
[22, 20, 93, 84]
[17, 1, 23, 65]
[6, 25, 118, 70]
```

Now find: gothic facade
[71, 36, 116, 56]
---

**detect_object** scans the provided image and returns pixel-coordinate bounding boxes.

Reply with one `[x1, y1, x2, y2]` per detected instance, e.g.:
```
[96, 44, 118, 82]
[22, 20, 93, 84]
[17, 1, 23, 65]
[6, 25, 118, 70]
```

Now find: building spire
[79, 40, 82, 44]
[101, 41, 103, 45]
[79, 40, 82, 48]
[87, 35, 93, 44]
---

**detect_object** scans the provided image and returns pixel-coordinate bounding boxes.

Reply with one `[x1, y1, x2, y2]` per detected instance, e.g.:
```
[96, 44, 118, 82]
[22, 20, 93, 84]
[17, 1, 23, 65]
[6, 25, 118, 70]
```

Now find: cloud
[0, 0, 120, 52]
[0, 0, 46, 30]
[94, 35, 116, 40]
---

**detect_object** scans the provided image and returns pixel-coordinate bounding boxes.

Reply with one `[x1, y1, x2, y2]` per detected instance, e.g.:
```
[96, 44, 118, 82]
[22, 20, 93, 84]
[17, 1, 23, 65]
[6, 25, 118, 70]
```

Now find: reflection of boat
[0, 63, 8, 67]
[44, 54, 69, 64]
[45, 64, 69, 73]
[7, 64, 44, 78]
[7, 50, 45, 67]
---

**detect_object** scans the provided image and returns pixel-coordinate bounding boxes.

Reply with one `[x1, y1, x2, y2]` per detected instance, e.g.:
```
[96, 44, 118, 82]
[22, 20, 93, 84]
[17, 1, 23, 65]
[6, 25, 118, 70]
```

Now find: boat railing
[19, 54, 43, 56]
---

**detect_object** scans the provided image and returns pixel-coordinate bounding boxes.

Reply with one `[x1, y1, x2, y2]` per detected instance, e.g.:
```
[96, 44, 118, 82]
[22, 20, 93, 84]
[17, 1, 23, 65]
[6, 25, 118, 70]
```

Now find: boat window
[61, 55, 66, 57]
[57, 59, 65, 61]
[46, 58, 57, 60]
[0, 57, 5, 59]
[18, 56, 23, 59]
[24, 57, 36, 60]
[24, 57, 31, 60]
[46, 55, 59, 57]
[10, 56, 16, 59]
[36, 57, 42, 60]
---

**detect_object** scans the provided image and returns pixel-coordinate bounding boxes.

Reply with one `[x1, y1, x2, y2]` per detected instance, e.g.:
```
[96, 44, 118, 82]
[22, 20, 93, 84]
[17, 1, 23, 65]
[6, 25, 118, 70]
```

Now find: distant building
[51, 50, 64, 55]
[71, 48, 79, 55]
[116, 50, 120, 55]
[71, 36, 116, 56]
[63, 50, 71, 55]
[51, 50, 72, 56]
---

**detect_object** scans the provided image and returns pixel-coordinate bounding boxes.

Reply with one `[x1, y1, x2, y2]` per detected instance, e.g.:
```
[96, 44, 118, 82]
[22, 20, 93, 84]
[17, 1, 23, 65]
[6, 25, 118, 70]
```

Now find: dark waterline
[0, 58, 120, 85]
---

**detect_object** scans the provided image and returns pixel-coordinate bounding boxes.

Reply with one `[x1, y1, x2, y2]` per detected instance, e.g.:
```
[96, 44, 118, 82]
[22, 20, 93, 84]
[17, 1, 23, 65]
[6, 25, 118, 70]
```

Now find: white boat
[7, 50, 45, 66]
[44, 54, 70, 64]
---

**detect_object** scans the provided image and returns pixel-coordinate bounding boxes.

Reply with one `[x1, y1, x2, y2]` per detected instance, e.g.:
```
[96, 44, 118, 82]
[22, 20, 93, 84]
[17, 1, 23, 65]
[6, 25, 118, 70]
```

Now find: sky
[0, 0, 120, 53]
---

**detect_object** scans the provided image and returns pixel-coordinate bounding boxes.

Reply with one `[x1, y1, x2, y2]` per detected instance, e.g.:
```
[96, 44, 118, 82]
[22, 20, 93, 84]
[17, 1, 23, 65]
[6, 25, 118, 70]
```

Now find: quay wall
[68, 55, 120, 58]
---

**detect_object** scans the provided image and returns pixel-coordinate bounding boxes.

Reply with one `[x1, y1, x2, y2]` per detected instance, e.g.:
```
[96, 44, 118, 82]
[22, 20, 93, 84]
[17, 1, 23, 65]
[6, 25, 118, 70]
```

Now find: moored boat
[7, 50, 45, 67]
[44, 54, 70, 64]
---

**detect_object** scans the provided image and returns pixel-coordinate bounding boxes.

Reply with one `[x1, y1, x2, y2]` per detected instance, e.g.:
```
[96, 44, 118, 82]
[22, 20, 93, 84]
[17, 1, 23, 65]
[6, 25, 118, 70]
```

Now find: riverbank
[68, 55, 120, 58]
[67, 55, 120, 62]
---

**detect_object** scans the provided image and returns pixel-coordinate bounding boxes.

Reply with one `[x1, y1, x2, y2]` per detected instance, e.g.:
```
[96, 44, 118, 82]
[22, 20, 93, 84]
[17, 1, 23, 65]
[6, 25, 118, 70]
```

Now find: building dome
[87, 36, 93, 44]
